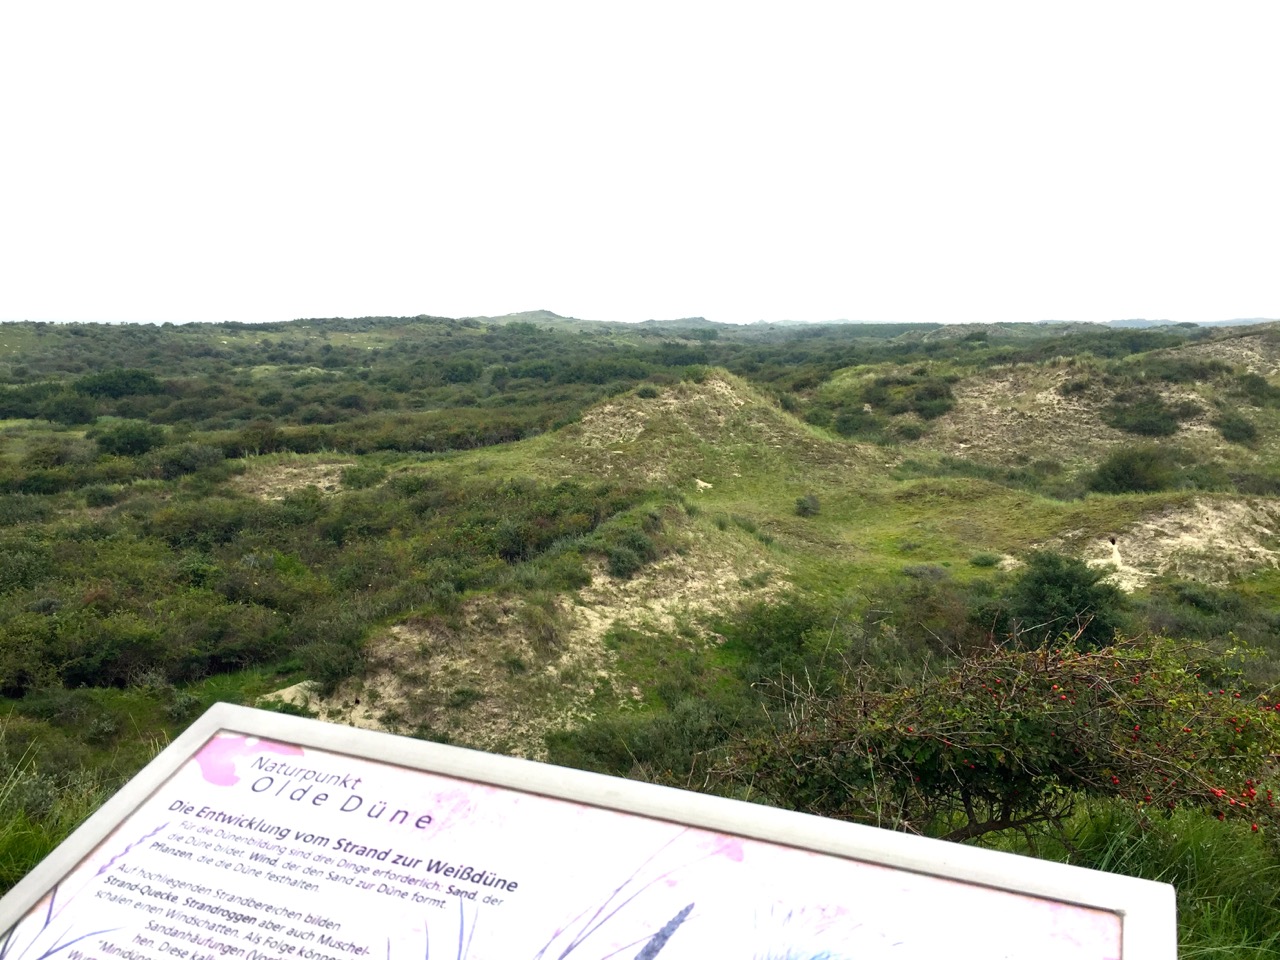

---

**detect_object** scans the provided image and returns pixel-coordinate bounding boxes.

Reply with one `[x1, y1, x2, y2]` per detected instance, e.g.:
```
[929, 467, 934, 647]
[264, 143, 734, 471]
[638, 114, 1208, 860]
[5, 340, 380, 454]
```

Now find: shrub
[1008, 550, 1126, 649]
[143, 442, 224, 479]
[0, 537, 53, 593]
[832, 407, 881, 438]
[1129, 356, 1231, 384]
[21, 439, 95, 469]
[148, 498, 254, 548]
[0, 495, 55, 527]
[82, 485, 122, 508]
[794, 494, 820, 517]
[720, 636, 1280, 845]
[1234, 372, 1280, 406]
[605, 545, 643, 578]
[340, 464, 388, 489]
[546, 695, 742, 782]
[92, 421, 166, 457]
[231, 420, 281, 456]
[680, 365, 709, 384]
[861, 374, 954, 420]
[300, 640, 363, 695]
[38, 392, 96, 425]
[13, 467, 77, 496]
[447, 687, 485, 709]
[1213, 411, 1259, 446]
[73, 369, 162, 399]
[1089, 445, 1177, 493]
[1102, 389, 1199, 436]
[518, 595, 564, 652]
[258, 698, 319, 719]
[969, 552, 1000, 568]
[716, 595, 828, 682]
[58, 612, 169, 688]
[1058, 378, 1090, 397]
[804, 407, 833, 430]
[635, 384, 659, 399]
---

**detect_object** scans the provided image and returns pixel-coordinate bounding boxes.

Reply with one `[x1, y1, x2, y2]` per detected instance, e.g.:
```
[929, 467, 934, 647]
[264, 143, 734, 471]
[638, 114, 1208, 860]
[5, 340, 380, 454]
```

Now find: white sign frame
[1, 703, 1175, 957]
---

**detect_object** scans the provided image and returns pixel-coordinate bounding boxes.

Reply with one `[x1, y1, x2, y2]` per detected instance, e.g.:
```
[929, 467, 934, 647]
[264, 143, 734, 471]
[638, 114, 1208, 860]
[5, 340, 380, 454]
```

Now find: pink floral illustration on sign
[193, 733, 302, 785]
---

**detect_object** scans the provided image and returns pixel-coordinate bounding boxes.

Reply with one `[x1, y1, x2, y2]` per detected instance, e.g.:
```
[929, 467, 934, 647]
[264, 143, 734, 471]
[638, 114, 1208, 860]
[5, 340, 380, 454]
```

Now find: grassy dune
[5, 317, 1280, 951]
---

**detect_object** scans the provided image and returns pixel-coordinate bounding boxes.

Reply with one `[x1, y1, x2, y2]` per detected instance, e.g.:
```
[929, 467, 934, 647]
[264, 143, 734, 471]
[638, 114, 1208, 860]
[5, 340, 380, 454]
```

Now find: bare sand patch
[930, 365, 1114, 466]
[1065, 498, 1280, 591]
[230, 458, 354, 499]
[260, 528, 784, 758]
[929, 360, 1232, 469]
[259, 595, 607, 757]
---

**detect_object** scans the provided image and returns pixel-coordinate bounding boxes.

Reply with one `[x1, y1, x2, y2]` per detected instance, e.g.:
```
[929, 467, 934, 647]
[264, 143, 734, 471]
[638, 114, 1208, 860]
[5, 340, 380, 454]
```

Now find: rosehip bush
[719, 635, 1280, 844]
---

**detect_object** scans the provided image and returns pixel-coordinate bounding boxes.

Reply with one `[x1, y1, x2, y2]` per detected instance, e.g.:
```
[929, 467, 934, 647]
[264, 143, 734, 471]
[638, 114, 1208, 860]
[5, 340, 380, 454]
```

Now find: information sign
[1, 703, 1174, 958]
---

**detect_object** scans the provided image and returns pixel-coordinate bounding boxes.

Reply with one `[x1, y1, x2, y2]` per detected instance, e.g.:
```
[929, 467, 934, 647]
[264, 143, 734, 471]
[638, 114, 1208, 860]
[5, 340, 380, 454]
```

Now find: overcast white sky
[1, 2, 1276, 326]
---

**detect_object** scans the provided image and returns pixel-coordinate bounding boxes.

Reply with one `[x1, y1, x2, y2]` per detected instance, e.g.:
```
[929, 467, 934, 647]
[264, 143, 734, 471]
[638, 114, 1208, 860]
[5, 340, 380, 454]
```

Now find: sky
[1, 1, 1277, 327]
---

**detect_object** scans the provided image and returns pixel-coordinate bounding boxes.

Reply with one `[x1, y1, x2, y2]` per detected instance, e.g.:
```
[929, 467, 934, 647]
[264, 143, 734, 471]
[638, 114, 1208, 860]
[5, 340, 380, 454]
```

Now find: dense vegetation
[4, 313, 1280, 953]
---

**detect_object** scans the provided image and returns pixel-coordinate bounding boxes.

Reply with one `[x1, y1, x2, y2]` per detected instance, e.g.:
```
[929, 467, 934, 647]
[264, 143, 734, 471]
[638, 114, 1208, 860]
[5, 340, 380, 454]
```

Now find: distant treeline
[0, 317, 1206, 458]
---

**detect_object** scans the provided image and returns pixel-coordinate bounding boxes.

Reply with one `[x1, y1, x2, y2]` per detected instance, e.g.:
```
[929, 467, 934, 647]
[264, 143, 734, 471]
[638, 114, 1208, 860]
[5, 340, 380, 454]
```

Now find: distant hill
[462, 309, 579, 325]
[637, 316, 713, 328]
[1096, 318, 1277, 329]
[1203, 317, 1280, 327]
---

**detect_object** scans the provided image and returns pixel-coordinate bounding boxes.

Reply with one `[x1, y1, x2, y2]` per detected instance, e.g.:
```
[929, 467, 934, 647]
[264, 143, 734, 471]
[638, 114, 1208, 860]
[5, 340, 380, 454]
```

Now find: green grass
[1026, 800, 1280, 958]
[0, 715, 152, 893]
[6, 318, 1280, 950]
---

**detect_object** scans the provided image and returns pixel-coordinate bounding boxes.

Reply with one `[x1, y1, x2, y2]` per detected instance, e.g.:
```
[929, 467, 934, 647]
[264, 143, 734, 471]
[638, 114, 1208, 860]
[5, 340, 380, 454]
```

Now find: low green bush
[1008, 550, 1127, 649]
[0, 494, 54, 527]
[794, 494, 820, 517]
[1214, 410, 1260, 446]
[340, 464, 388, 489]
[92, 420, 166, 457]
[605, 544, 643, 578]
[1089, 445, 1177, 493]
[545, 696, 742, 783]
[1233, 372, 1280, 406]
[1102, 389, 1199, 436]
[721, 635, 1280, 849]
[82, 485, 122, 508]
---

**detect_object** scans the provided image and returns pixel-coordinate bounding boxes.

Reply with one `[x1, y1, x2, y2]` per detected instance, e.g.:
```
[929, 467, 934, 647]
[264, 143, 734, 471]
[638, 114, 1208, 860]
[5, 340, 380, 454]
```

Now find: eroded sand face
[262, 535, 782, 758]
[1072, 498, 1280, 591]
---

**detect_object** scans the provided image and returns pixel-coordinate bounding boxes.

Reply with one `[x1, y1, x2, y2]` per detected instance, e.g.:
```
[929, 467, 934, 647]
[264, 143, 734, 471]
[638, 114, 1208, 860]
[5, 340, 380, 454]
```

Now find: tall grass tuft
[1049, 800, 1280, 958]
[0, 727, 119, 895]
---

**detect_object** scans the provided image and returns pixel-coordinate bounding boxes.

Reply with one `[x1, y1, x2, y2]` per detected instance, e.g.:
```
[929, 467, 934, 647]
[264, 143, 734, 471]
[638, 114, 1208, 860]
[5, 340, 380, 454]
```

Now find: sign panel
[1, 704, 1174, 959]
